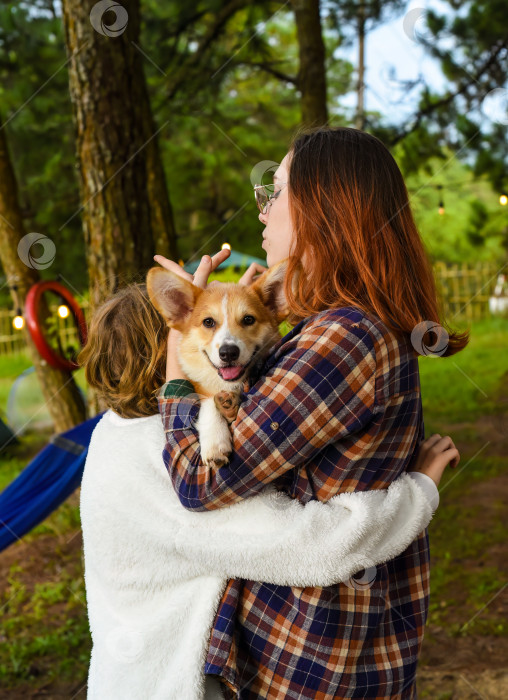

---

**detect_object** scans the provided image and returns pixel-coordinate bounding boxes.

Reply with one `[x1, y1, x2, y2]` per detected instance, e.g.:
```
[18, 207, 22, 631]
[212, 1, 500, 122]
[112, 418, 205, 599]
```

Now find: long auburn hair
[78, 284, 167, 418]
[283, 126, 469, 356]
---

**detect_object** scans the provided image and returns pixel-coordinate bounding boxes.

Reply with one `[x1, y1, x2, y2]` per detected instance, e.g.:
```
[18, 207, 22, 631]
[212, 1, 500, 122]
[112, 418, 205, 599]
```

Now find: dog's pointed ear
[251, 259, 291, 323]
[146, 267, 201, 330]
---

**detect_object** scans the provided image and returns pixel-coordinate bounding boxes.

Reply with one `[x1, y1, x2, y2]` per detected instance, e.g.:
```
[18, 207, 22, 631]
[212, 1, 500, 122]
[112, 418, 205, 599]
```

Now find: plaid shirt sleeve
[158, 315, 378, 511]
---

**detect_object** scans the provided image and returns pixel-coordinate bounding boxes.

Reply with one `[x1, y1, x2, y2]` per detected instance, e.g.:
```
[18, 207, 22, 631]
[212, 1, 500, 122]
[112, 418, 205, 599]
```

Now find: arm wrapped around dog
[158, 314, 380, 511]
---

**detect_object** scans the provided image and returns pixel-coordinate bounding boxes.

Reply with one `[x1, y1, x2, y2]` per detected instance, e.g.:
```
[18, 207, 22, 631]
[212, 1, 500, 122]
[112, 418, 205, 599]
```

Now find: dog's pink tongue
[220, 366, 244, 381]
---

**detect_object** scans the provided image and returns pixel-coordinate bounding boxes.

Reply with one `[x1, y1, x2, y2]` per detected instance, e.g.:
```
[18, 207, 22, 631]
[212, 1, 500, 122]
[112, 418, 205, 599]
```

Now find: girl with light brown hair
[78, 284, 167, 418]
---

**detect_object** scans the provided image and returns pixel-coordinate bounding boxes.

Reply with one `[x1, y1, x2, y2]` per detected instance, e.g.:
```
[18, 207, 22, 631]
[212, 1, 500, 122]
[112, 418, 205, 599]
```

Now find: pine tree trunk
[61, 0, 178, 309]
[0, 123, 86, 433]
[292, 0, 328, 127]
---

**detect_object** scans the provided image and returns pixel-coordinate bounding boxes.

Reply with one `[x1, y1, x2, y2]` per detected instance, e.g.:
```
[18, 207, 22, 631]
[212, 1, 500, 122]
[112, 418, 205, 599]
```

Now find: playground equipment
[0, 279, 92, 551]
[25, 280, 88, 371]
[7, 366, 54, 435]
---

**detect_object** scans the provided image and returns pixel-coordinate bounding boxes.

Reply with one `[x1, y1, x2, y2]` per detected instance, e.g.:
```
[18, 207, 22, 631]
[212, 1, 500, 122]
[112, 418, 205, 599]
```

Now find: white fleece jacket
[80, 410, 437, 700]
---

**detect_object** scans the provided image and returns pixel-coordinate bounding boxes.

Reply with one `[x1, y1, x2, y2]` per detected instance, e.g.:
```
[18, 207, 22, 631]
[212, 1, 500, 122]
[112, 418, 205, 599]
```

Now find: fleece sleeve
[172, 473, 434, 587]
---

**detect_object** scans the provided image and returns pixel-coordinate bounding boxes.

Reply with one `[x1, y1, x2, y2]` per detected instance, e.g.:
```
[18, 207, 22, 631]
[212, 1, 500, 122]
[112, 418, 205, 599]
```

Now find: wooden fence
[0, 309, 25, 356]
[0, 301, 90, 359]
[0, 261, 506, 358]
[433, 261, 506, 322]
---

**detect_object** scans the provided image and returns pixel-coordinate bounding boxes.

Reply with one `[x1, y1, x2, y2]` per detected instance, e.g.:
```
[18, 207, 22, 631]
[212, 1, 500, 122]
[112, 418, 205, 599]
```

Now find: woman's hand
[238, 262, 268, 287]
[408, 434, 460, 488]
[154, 248, 231, 289]
[207, 262, 269, 292]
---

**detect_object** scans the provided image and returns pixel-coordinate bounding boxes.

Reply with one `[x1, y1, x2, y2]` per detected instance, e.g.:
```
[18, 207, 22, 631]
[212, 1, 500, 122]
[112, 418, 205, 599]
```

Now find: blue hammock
[0, 412, 104, 552]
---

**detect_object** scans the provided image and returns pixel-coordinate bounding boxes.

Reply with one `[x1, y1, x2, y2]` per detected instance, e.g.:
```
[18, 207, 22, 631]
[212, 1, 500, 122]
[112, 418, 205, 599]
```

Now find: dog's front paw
[214, 390, 242, 424]
[201, 440, 232, 468]
[198, 395, 237, 467]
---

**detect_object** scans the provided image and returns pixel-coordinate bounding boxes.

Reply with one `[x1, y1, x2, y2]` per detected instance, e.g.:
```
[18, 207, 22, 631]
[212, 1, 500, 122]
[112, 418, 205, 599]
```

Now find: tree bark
[61, 0, 178, 309]
[292, 0, 328, 127]
[0, 123, 86, 433]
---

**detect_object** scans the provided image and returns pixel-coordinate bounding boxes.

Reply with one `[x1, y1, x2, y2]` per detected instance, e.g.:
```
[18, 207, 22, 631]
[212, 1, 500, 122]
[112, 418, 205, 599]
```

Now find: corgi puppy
[147, 260, 290, 467]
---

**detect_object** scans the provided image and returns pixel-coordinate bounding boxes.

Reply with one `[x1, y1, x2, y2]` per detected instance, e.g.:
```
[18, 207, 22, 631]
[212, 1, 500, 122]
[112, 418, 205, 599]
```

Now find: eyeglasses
[253, 182, 287, 214]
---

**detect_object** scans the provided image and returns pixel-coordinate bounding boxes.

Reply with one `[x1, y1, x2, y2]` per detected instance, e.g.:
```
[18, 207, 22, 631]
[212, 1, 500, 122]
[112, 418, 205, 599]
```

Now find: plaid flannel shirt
[158, 306, 429, 699]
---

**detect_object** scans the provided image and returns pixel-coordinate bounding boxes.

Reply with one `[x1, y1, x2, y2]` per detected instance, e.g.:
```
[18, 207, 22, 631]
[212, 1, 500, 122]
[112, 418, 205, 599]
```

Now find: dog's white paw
[197, 396, 235, 467]
[201, 437, 233, 468]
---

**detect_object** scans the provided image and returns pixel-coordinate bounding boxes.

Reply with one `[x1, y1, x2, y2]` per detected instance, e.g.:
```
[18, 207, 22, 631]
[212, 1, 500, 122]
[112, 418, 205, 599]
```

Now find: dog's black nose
[219, 344, 240, 363]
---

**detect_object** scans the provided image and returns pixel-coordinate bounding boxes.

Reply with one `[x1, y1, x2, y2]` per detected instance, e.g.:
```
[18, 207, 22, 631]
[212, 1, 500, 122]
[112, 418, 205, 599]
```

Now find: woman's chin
[263, 247, 279, 269]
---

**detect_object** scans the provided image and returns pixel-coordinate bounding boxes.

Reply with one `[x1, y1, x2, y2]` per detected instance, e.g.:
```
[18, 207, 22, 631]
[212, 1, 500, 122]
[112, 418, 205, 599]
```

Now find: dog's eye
[242, 315, 256, 326]
[203, 318, 215, 328]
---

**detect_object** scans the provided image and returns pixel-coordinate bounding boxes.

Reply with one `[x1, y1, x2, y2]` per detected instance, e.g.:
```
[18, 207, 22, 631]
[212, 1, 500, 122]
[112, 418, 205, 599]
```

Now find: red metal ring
[25, 281, 88, 372]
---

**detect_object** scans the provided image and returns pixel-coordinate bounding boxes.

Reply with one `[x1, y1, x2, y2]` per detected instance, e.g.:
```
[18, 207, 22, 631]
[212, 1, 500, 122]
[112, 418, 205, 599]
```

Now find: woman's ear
[146, 267, 201, 330]
[251, 259, 290, 323]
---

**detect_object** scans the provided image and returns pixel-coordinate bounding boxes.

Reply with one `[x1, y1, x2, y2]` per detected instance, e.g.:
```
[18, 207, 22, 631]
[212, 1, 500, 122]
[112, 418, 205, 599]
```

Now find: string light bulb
[437, 185, 445, 215]
[57, 304, 70, 319]
[13, 310, 24, 330]
[500, 194, 508, 206]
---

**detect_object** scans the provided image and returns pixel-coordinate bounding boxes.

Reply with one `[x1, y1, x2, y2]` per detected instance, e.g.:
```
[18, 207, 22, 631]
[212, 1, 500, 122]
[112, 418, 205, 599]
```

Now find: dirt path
[417, 406, 508, 699]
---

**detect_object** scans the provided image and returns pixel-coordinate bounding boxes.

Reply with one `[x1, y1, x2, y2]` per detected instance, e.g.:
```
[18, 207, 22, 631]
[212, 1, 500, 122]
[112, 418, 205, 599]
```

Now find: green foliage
[466, 199, 489, 247]
[418, 316, 508, 424]
[324, 0, 408, 42]
[0, 568, 90, 685]
[403, 153, 508, 263]
[141, 6, 352, 262]
[398, 0, 508, 192]
[0, 2, 352, 297]
[0, 352, 32, 380]
[0, 0, 506, 306]
[0, 1, 86, 299]
[426, 473, 507, 636]
[419, 317, 508, 637]
[0, 428, 52, 492]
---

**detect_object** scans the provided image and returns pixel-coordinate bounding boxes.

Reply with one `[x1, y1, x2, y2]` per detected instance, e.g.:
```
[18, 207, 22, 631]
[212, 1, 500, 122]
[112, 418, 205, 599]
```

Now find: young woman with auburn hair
[156, 126, 469, 699]
[282, 127, 469, 352]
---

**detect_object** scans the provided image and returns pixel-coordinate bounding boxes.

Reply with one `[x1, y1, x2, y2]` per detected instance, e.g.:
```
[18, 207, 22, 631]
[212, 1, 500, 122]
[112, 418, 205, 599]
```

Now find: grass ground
[0, 354, 32, 418]
[0, 315, 507, 699]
